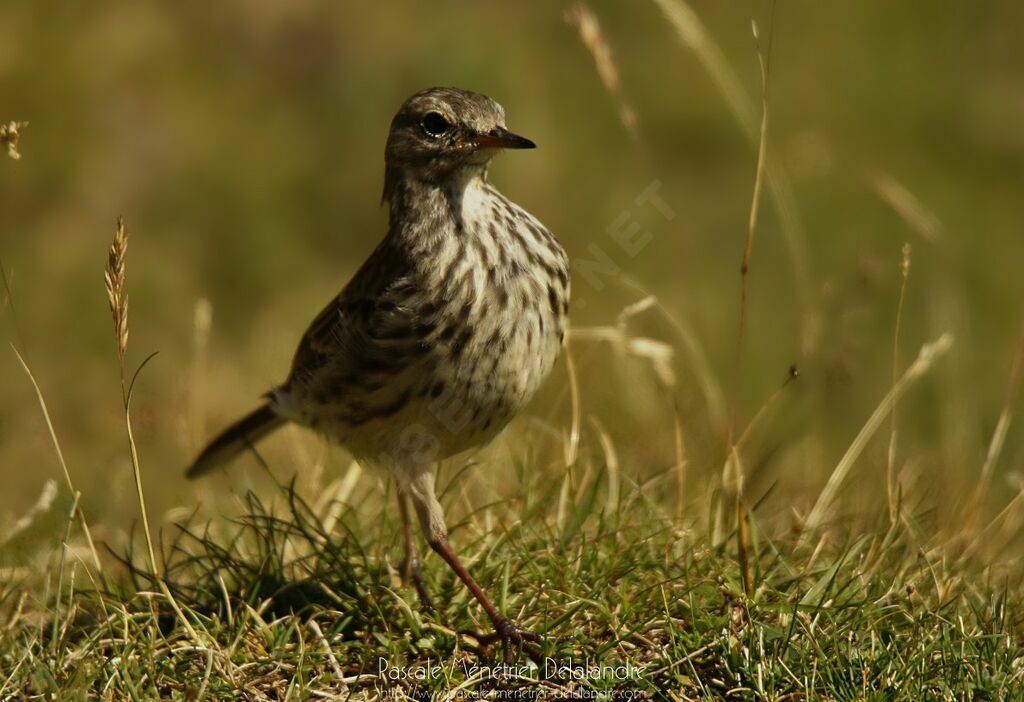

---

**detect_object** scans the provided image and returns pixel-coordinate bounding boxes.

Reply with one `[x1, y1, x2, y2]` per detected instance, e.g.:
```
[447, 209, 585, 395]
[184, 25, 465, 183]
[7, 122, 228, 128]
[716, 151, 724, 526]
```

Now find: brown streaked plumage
[187, 87, 569, 659]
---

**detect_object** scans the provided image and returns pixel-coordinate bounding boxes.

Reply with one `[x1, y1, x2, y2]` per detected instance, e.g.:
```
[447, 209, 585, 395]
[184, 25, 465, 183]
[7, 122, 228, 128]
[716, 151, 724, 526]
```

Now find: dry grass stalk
[804, 333, 954, 534]
[11, 346, 103, 573]
[867, 170, 943, 243]
[562, 336, 582, 469]
[887, 243, 912, 524]
[52, 491, 81, 654]
[565, 3, 638, 139]
[720, 365, 795, 587]
[188, 297, 213, 450]
[649, 0, 753, 132]
[726, 444, 753, 595]
[1, 259, 25, 352]
[0, 480, 57, 550]
[620, 278, 727, 429]
[979, 327, 1024, 486]
[737, 16, 774, 360]
[101, 218, 202, 642]
[570, 324, 676, 388]
[672, 399, 688, 522]
[651, 0, 813, 351]
[589, 416, 620, 514]
[103, 220, 152, 566]
[964, 321, 1024, 524]
[1, 121, 28, 160]
[731, 12, 776, 598]
[307, 619, 349, 692]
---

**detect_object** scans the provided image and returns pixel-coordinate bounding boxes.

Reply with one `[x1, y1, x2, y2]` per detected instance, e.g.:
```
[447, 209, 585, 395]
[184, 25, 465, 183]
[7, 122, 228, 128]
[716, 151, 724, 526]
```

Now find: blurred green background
[2, 1, 1023, 536]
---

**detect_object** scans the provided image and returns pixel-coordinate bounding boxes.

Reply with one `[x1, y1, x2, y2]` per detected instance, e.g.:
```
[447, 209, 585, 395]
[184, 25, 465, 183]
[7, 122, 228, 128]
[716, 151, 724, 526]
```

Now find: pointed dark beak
[474, 127, 536, 150]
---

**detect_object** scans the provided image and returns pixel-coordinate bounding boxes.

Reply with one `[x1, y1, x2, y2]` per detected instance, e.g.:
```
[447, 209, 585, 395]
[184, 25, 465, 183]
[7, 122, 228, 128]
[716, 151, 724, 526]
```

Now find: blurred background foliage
[2, 1, 1023, 543]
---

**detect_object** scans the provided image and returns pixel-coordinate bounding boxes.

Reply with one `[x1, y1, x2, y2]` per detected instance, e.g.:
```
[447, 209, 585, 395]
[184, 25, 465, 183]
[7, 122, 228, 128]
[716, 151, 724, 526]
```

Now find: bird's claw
[462, 618, 544, 663]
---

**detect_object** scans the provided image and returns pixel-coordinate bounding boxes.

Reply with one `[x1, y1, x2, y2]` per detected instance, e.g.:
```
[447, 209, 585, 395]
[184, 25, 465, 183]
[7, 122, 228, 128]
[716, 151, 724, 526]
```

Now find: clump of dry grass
[0, 121, 28, 160]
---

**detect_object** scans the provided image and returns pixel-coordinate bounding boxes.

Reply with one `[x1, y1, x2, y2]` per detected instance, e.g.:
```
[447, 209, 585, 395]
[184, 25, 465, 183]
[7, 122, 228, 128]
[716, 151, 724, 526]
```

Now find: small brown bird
[187, 87, 570, 657]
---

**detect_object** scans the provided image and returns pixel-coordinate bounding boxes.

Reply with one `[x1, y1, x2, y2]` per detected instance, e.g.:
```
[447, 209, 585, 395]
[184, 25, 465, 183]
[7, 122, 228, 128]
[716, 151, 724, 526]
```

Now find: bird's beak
[473, 127, 536, 150]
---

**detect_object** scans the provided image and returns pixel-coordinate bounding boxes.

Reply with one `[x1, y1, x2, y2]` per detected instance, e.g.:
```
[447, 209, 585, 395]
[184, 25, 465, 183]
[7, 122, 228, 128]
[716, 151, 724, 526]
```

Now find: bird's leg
[396, 483, 435, 611]
[405, 470, 542, 662]
[428, 535, 543, 661]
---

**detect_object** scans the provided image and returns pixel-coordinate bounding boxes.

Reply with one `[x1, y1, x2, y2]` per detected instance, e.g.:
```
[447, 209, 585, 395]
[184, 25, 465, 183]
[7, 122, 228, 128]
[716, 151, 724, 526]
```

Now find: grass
[1, 455, 1022, 699]
[4, 2, 1024, 700]
[6, 241, 1020, 699]
[2, 234, 1023, 696]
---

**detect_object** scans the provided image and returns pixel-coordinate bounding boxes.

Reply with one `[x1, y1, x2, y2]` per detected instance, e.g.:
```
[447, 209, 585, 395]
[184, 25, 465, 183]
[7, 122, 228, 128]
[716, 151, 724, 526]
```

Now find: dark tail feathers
[186, 403, 286, 479]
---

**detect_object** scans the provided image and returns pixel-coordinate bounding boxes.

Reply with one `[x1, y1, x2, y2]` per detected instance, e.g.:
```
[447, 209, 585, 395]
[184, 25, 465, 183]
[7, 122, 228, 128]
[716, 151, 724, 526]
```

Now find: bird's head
[383, 87, 534, 199]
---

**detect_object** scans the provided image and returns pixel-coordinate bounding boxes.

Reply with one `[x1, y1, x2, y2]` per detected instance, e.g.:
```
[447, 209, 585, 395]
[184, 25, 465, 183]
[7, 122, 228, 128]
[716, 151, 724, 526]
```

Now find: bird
[186, 87, 570, 659]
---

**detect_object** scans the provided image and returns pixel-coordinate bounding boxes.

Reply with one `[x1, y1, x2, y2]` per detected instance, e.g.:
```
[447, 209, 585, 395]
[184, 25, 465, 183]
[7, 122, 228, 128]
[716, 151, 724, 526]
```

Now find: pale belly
[314, 295, 565, 470]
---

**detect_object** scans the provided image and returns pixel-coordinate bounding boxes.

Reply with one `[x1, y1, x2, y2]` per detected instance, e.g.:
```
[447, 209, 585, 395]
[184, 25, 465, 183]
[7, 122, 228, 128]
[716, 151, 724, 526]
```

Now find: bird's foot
[463, 618, 544, 663]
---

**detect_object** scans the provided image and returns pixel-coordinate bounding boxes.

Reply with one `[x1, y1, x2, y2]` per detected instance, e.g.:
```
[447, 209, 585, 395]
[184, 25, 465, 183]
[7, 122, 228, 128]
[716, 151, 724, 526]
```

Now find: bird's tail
[186, 403, 286, 479]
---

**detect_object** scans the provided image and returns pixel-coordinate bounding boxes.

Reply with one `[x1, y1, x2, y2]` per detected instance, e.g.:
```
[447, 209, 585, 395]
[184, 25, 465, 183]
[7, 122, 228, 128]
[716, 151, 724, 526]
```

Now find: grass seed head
[104, 217, 130, 366]
[565, 3, 638, 138]
[0, 120, 28, 160]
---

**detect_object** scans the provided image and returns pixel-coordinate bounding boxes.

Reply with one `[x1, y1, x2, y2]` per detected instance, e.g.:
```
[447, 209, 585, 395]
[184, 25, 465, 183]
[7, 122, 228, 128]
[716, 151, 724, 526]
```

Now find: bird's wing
[285, 238, 427, 391]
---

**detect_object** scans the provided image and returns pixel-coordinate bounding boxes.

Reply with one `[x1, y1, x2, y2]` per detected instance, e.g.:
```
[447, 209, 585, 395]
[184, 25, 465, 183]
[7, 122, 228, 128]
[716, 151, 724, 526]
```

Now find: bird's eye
[420, 112, 450, 138]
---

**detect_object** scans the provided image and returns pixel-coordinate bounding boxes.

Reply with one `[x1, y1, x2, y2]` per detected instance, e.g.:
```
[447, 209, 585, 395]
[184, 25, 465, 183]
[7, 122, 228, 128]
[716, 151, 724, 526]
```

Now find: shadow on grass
[111, 480, 398, 641]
